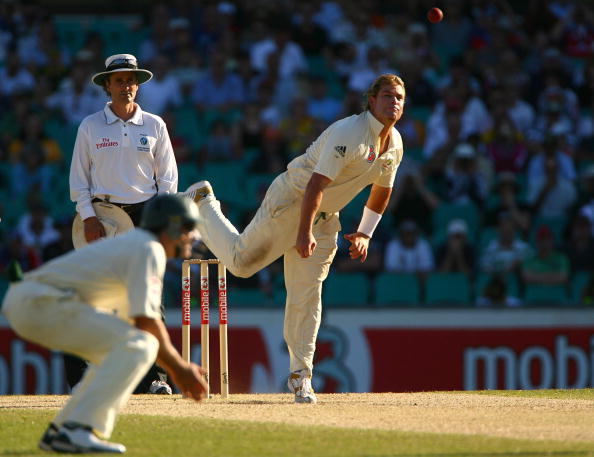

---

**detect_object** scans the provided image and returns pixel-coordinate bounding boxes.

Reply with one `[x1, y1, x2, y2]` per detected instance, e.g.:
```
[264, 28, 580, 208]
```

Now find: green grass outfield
[465, 388, 594, 400]
[1, 390, 593, 457]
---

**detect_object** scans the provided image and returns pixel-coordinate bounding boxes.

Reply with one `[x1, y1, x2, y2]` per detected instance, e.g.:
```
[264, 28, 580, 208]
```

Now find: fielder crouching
[1, 195, 207, 454]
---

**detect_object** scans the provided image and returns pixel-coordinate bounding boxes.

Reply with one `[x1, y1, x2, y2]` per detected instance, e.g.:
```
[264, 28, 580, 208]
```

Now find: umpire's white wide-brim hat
[91, 53, 153, 87]
[72, 201, 134, 250]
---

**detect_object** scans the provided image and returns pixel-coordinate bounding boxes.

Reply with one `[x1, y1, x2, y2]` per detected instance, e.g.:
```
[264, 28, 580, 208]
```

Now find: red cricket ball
[427, 7, 443, 23]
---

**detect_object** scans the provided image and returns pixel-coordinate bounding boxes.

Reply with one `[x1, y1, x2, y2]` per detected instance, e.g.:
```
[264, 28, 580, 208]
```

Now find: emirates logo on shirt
[96, 137, 118, 149]
[367, 145, 376, 163]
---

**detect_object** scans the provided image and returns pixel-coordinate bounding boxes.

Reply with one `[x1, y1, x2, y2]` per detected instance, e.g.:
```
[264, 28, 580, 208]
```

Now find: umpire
[67, 53, 178, 394]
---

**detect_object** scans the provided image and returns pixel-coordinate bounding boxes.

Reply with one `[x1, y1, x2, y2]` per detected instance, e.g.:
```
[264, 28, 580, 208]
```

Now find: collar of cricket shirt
[365, 110, 396, 153]
[104, 102, 145, 126]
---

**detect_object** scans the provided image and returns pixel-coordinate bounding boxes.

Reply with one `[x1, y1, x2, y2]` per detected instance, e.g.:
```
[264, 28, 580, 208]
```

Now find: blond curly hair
[364, 74, 406, 111]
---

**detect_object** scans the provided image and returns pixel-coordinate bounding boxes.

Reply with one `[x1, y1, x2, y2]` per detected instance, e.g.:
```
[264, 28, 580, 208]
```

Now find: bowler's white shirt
[70, 103, 178, 220]
[285, 111, 403, 213]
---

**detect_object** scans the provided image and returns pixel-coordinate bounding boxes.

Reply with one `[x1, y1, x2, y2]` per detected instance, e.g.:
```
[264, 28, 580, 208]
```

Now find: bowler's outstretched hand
[344, 232, 370, 262]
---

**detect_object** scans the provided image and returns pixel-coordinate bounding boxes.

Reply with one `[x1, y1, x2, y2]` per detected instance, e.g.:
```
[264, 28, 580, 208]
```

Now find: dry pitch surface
[4, 392, 594, 443]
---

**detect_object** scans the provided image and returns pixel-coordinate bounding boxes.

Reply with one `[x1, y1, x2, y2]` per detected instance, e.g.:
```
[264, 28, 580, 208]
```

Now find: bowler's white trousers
[196, 173, 339, 375]
[2, 281, 158, 438]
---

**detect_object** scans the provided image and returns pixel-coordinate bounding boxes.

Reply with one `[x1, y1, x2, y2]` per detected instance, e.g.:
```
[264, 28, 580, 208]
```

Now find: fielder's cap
[454, 142, 475, 159]
[71, 201, 134, 250]
[447, 218, 468, 236]
[91, 54, 153, 87]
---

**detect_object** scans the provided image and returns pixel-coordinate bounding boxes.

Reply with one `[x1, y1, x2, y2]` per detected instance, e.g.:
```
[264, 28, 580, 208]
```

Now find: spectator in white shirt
[0, 50, 35, 97]
[480, 212, 532, 274]
[384, 219, 435, 276]
[191, 49, 244, 114]
[445, 142, 488, 206]
[348, 45, 397, 93]
[136, 53, 182, 115]
[16, 199, 60, 257]
[529, 89, 577, 146]
[327, 8, 387, 65]
[17, 16, 70, 69]
[249, 22, 307, 79]
[306, 76, 342, 124]
[527, 133, 576, 186]
[423, 80, 492, 160]
[45, 64, 105, 126]
[504, 81, 535, 136]
[9, 143, 54, 197]
[138, 4, 174, 63]
[528, 153, 577, 220]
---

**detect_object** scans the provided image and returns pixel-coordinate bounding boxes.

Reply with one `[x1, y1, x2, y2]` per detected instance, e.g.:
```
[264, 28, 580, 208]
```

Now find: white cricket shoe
[183, 180, 213, 203]
[287, 369, 317, 404]
[50, 422, 126, 454]
[149, 380, 173, 395]
[38, 422, 58, 451]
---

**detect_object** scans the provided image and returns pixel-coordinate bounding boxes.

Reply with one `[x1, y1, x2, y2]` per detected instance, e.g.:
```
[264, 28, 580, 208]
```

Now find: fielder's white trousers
[2, 281, 158, 438]
[197, 173, 339, 374]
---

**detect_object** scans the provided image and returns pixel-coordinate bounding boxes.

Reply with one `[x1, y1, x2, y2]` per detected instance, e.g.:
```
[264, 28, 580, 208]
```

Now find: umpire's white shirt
[70, 102, 178, 221]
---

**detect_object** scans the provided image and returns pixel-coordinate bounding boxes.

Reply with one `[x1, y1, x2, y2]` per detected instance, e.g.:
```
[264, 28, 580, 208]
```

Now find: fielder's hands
[344, 232, 370, 262]
[83, 216, 106, 243]
[171, 363, 208, 401]
[296, 230, 317, 258]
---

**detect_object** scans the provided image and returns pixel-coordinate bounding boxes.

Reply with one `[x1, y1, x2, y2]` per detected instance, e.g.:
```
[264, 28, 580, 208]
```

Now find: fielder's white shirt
[70, 102, 178, 220]
[285, 110, 403, 213]
[24, 229, 164, 322]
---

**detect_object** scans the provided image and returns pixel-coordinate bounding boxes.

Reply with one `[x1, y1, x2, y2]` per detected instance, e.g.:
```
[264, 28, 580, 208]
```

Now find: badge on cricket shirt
[366, 145, 376, 163]
[334, 145, 346, 157]
[137, 133, 150, 152]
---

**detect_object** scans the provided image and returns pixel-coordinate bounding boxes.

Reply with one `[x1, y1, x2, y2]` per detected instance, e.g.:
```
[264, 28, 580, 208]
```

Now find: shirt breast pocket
[135, 134, 157, 178]
[136, 134, 156, 157]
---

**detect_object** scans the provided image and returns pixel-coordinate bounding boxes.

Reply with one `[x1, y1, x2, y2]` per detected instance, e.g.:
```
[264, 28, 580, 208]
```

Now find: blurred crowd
[1, 0, 594, 307]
